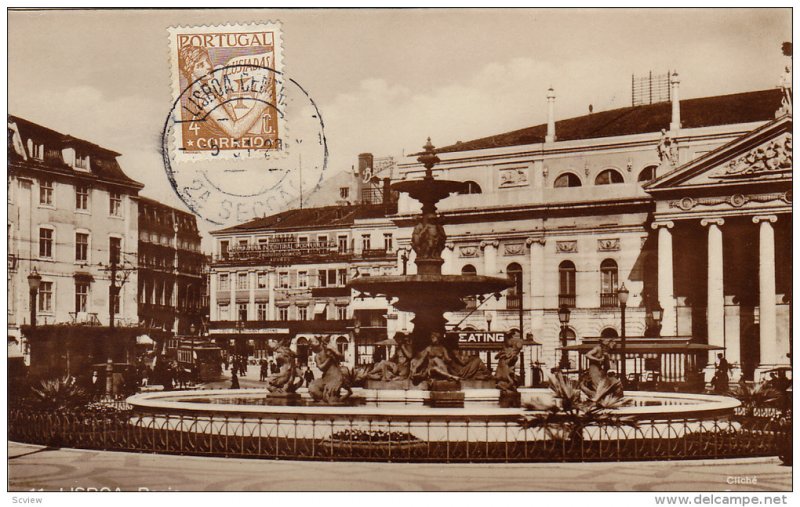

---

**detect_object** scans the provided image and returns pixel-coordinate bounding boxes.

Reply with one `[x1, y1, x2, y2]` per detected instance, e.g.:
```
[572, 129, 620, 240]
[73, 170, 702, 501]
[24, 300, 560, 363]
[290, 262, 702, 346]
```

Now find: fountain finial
[417, 137, 440, 175]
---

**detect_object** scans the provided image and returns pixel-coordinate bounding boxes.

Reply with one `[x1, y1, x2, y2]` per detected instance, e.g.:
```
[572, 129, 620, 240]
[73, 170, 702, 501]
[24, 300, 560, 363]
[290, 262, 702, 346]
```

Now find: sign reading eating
[448, 331, 506, 347]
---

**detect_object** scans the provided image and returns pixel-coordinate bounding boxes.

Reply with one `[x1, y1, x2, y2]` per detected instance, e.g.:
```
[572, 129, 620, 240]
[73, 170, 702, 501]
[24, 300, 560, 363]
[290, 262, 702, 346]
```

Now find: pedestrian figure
[230, 370, 240, 389]
[260, 360, 268, 382]
[304, 367, 315, 388]
[712, 353, 730, 393]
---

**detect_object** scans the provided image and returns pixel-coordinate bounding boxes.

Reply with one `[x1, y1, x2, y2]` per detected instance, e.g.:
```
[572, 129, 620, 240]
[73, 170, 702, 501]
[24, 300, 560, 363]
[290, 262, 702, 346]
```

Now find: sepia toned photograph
[5, 6, 794, 498]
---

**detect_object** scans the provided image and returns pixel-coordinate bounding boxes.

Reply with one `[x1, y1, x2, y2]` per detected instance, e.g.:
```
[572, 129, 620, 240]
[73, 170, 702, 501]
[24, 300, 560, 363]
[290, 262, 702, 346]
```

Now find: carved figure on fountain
[410, 332, 460, 384]
[580, 339, 623, 399]
[265, 339, 303, 395]
[451, 349, 493, 381]
[494, 335, 523, 393]
[308, 335, 349, 403]
[411, 212, 446, 261]
[365, 333, 413, 381]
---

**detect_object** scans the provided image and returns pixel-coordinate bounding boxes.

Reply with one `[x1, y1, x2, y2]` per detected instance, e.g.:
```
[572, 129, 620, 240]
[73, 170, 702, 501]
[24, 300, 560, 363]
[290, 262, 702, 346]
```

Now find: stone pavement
[8, 442, 791, 492]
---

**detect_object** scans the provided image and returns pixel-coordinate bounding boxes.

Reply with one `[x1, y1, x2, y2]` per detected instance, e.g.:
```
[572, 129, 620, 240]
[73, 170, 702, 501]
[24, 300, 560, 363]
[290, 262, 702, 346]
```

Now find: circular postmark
[161, 63, 327, 227]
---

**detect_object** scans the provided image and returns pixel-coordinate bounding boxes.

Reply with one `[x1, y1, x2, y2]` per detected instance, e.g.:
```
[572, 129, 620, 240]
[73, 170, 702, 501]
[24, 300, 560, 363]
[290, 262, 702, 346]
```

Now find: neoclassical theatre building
[209, 73, 791, 383]
[393, 74, 791, 382]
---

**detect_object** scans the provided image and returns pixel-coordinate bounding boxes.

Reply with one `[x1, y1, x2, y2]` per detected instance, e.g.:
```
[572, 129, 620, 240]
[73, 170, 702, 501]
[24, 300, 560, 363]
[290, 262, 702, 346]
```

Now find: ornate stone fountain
[348, 139, 514, 406]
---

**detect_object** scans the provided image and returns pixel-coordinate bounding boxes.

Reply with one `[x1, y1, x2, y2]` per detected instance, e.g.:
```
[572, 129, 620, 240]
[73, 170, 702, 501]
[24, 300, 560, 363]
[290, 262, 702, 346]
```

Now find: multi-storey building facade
[208, 200, 398, 368]
[393, 76, 791, 382]
[8, 115, 143, 359]
[137, 197, 206, 335]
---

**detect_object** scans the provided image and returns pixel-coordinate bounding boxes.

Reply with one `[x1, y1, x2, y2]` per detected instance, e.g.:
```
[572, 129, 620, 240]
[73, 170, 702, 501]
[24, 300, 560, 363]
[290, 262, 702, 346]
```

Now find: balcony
[558, 294, 576, 308]
[506, 294, 521, 310]
[360, 248, 393, 259]
[600, 293, 619, 308]
[311, 286, 351, 298]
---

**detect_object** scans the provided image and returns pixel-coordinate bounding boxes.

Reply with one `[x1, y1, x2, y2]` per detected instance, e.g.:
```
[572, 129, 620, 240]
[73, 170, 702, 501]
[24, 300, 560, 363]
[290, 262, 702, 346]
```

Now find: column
[442, 243, 455, 274]
[701, 218, 725, 362]
[651, 221, 676, 336]
[209, 269, 218, 320]
[396, 247, 407, 274]
[753, 215, 778, 367]
[480, 240, 498, 275]
[228, 270, 236, 320]
[526, 237, 546, 336]
[248, 270, 256, 320]
[267, 268, 276, 321]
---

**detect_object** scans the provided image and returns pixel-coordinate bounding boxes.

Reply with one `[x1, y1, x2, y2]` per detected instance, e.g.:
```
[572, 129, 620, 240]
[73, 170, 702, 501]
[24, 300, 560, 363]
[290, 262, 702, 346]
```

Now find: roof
[435, 89, 783, 154]
[212, 202, 397, 235]
[138, 196, 197, 219]
[8, 114, 143, 189]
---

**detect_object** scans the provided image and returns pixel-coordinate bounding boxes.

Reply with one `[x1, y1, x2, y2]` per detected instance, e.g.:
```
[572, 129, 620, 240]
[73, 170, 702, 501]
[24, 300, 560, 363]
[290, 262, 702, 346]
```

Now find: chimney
[356, 153, 373, 204]
[357, 153, 374, 178]
[545, 87, 556, 143]
[382, 177, 392, 210]
[670, 71, 681, 131]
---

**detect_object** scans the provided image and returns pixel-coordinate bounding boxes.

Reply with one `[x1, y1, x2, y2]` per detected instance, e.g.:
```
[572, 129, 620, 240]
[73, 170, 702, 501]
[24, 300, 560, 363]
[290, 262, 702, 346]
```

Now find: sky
[8, 8, 792, 241]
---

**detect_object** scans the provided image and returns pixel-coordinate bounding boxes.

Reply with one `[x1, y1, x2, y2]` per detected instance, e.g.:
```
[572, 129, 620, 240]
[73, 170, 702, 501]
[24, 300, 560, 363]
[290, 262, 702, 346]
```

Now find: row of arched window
[554, 165, 657, 188]
[454, 165, 657, 194]
[460, 259, 620, 309]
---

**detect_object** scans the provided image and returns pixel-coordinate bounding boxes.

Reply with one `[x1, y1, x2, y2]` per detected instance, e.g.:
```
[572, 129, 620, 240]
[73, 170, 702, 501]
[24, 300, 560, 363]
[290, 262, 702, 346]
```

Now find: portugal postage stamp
[168, 22, 284, 160]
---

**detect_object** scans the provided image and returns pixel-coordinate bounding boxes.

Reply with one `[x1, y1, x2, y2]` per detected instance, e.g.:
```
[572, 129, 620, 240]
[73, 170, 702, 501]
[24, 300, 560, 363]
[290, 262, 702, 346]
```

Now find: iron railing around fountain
[8, 408, 789, 463]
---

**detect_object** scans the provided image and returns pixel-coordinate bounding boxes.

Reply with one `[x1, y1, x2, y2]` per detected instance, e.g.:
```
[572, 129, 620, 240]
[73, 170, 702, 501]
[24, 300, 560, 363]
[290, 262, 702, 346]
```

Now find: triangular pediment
[646, 115, 792, 192]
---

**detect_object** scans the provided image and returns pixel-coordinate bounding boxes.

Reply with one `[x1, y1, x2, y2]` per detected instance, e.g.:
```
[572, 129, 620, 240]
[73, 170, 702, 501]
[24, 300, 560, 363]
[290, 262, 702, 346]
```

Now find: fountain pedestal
[348, 139, 514, 406]
[426, 380, 465, 408]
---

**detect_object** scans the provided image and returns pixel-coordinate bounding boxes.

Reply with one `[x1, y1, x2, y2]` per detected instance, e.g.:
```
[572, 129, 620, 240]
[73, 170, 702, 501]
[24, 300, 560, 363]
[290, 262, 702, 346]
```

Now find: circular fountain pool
[127, 388, 739, 421]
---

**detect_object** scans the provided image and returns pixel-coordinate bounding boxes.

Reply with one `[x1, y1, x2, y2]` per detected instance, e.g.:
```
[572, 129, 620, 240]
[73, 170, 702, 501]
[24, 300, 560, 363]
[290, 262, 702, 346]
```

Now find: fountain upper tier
[351, 274, 511, 313]
[348, 139, 513, 354]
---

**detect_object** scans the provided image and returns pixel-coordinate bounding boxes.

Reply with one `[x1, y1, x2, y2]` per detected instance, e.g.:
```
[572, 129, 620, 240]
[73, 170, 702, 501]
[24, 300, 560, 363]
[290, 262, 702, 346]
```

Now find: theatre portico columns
[644, 116, 792, 381]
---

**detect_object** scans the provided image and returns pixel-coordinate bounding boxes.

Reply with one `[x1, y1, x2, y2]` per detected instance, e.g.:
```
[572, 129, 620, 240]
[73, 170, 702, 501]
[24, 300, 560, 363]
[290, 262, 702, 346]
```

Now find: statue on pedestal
[494, 336, 523, 393]
[266, 339, 303, 394]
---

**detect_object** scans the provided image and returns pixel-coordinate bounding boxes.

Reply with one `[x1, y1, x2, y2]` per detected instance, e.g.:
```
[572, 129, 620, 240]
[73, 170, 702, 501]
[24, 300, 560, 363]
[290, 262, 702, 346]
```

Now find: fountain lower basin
[127, 388, 740, 421]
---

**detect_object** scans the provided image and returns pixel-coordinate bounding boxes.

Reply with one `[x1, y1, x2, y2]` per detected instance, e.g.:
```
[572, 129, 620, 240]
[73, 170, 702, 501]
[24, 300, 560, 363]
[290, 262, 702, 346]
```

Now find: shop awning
[313, 302, 327, 315]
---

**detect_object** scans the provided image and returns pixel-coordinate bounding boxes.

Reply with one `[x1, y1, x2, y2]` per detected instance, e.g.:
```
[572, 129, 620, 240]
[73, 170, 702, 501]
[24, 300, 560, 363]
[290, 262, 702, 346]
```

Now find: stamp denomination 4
[169, 22, 284, 159]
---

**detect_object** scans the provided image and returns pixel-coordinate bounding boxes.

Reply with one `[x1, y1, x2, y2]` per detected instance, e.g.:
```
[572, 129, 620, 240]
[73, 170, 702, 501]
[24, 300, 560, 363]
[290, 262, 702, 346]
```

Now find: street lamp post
[651, 303, 663, 338]
[558, 305, 571, 370]
[27, 267, 42, 328]
[618, 283, 630, 382]
[353, 322, 361, 366]
[485, 311, 493, 332]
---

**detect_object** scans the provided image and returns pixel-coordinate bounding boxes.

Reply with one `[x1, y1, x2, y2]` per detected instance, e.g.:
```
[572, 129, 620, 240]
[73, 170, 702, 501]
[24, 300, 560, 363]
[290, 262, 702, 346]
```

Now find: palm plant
[518, 372, 637, 443]
[29, 375, 89, 411]
[730, 379, 780, 418]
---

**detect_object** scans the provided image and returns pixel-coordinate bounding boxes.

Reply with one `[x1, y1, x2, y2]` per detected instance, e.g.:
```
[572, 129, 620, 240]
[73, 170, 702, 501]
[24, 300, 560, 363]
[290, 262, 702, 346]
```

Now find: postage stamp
[163, 22, 328, 228]
[168, 22, 284, 160]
